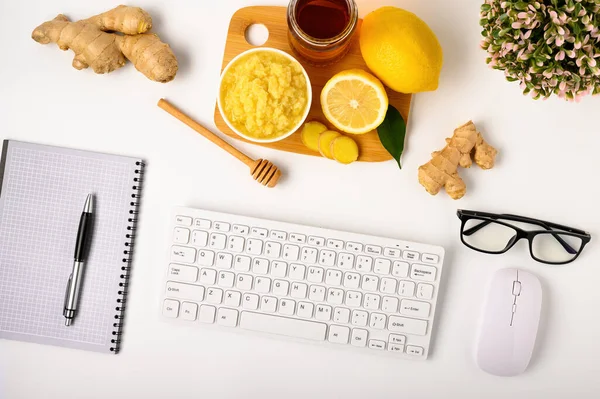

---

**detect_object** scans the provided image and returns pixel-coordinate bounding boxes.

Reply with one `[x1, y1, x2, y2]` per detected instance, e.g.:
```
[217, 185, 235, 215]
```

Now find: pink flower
[555, 36, 565, 46]
[559, 81, 567, 91]
[523, 30, 532, 39]
[512, 22, 522, 29]
[517, 12, 528, 19]
[555, 50, 565, 61]
[589, 58, 597, 67]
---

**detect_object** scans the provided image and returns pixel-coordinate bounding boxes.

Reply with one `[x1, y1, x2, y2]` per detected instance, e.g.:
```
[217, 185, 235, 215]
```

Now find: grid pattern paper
[0, 141, 141, 353]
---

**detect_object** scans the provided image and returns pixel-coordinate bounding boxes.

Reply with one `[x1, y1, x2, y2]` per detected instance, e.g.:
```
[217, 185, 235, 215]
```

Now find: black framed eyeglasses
[457, 209, 591, 265]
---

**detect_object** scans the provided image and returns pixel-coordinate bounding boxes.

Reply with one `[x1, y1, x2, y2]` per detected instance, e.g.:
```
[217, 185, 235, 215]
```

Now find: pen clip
[64, 273, 73, 309]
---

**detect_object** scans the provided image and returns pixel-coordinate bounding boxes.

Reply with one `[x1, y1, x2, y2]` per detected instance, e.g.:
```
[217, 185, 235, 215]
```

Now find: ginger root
[418, 121, 497, 199]
[32, 5, 178, 83]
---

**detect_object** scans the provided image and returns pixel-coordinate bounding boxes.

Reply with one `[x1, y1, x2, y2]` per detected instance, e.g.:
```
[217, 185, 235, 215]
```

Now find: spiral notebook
[0, 140, 143, 354]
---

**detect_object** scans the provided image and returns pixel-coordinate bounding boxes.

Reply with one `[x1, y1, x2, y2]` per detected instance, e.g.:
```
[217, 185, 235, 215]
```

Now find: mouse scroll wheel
[512, 281, 522, 296]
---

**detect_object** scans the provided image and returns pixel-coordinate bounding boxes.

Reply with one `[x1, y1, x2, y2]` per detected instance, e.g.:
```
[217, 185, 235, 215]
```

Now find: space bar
[240, 311, 327, 341]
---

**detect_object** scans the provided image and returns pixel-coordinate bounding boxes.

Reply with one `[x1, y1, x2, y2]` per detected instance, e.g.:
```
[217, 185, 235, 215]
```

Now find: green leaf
[377, 105, 407, 169]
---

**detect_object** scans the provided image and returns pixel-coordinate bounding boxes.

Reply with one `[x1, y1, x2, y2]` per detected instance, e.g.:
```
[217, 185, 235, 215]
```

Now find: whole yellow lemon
[359, 7, 443, 93]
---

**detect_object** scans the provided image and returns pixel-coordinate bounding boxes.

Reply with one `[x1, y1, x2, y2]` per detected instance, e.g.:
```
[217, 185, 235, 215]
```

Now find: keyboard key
[283, 244, 300, 261]
[327, 288, 344, 305]
[368, 340, 386, 350]
[301, 247, 318, 264]
[315, 304, 332, 321]
[261, 296, 278, 312]
[392, 261, 410, 278]
[166, 281, 205, 301]
[175, 215, 192, 226]
[191, 230, 209, 247]
[194, 218, 211, 229]
[356, 256, 373, 272]
[224, 290, 241, 307]
[345, 291, 362, 307]
[239, 311, 327, 341]
[383, 248, 401, 258]
[235, 274, 252, 292]
[337, 253, 355, 269]
[168, 264, 198, 282]
[325, 269, 342, 286]
[402, 250, 419, 261]
[265, 241, 282, 258]
[389, 334, 406, 345]
[217, 308, 238, 327]
[290, 282, 308, 298]
[363, 293, 381, 310]
[379, 277, 397, 294]
[181, 302, 198, 321]
[271, 261, 288, 277]
[270, 230, 287, 240]
[399, 299, 431, 318]
[289, 233, 306, 243]
[171, 246, 196, 263]
[351, 328, 368, 347]
[246, 238, 263, 255]
[232, 224, 249, 235]
[422, 253, 439, 264]
[374, 259, 391, 275]
[173, 227, 190, 244]
[328, 325, 350, 344]
[398, 281, 416, 297]
[406, 345, 424, 356]
[361, 275, 379, 292]
[197, 250, 215, 266]
[206, 287, 223, 304]
[365, 245, 382, 255]
[199, 268, 217, 285]
[417, 283, 434, 300]
[411, 264, 437, 282]
[213, 222, 230, 232]
[198, 305, 216, 323]
[351, 310, 368, 326]
[307, 266, 324, 283]
[326, 238, 344, 250]
[209, 233, 227, 250]
[234, 255, 251, 271]
[255, 277, 272, 293]
[369, 313, 386, 329]
[345, 242, 363, 252]
[273, 280, 290, 296]
[251, 227, 268, 238]
[279, 299, 296, 315]
[215, 253, 233, 269]
[243, 293, 259, 310]
[318, 249, 336, 267]
[308, 285, 326, 302]
[252, 258, 269, 274]
[163, 299, 179, 318]
[308, 236, 325, 246]
[388, 344, 404, 352]
[382, 296, 399, 313]
[388, 316, 428, 335]
[289, 264, 306, 280]
[343, 272, 360, 289]
[227, 236, 245, 252]
[297, 302, 314, 318]
[217, 271, 235, 288]
[333, 307, 351, 323]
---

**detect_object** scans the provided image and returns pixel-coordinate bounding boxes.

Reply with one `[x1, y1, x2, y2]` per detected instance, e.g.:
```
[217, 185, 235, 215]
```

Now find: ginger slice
[318, 131, 342, 159]
[301, 121, 328, 152]
[331, 136, 359, 164]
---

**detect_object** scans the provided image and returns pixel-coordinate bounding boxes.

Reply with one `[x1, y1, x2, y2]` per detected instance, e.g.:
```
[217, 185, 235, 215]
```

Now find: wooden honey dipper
[158, 99, 281, 188]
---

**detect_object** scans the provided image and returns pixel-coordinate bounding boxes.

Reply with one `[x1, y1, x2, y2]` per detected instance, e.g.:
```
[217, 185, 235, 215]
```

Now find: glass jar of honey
[287, 0, 358, 66]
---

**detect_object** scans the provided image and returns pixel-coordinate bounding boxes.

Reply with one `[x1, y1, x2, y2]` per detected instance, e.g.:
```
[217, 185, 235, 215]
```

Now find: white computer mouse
[475, 268, 543, 376]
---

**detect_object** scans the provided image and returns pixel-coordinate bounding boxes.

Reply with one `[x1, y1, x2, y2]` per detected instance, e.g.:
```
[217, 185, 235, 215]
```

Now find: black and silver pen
[63, 194, 94, 326]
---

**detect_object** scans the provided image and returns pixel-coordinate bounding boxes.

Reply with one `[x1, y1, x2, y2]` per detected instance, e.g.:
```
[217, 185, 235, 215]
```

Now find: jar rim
[287, 0, 358, 47]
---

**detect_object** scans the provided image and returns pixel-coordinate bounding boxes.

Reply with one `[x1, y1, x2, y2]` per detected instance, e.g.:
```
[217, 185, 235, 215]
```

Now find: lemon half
[320, 69, 389, 135]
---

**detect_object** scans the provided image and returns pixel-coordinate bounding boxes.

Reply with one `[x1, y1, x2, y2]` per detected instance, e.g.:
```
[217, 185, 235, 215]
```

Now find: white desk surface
[1, 0, 599, 397]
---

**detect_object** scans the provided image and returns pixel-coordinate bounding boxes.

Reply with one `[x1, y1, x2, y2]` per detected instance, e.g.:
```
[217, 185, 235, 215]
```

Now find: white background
[1, 0, 599, 398]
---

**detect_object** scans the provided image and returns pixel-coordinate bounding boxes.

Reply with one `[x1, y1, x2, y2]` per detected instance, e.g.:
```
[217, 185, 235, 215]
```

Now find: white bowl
[217, 47, 312, 143]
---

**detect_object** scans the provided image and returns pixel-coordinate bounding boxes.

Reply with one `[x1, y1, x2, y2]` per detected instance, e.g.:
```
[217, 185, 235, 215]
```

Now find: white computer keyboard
[161, 207, 445, 360]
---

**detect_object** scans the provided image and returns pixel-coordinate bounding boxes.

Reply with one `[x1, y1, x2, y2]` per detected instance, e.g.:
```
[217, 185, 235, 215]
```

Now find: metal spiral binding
[111, 160, 144, 353]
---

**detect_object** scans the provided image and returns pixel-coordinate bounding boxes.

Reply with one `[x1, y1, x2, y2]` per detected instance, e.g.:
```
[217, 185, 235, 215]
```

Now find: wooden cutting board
[213, 6, 412, 162]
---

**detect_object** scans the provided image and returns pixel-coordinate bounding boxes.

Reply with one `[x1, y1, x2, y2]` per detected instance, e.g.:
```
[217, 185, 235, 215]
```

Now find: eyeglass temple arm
[462, 215, 577, 254]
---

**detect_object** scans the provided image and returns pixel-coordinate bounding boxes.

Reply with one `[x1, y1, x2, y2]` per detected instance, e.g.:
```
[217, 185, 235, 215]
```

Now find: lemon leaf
[377, 105, 406, 169]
